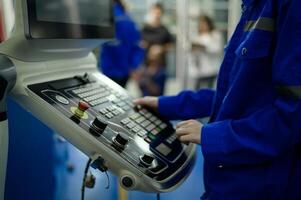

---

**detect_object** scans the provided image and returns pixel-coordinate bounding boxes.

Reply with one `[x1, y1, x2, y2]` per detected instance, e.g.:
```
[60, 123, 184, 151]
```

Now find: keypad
[101, 105, 124, 119]
[112, 96, 133, 111]
[71, 83, 169, 141]
[166, 134, 177, 144]
[120, 109, 169, 143]
[72, 84, 112, 107]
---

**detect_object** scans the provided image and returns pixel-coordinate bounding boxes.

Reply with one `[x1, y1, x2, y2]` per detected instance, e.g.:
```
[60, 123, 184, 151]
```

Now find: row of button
[121, 118, 147, 136]
[89, 98, 109, 107]
[78, 88, 106, 98]
[72, 84, 103, 94]
[83, 91, 111, 102]
[72, 84, 113, 107]
[121, 112, 168, 143]
[120, 119, 145, 137]
[130, 112, 167, 131]
[100, 106, 124, 119]
[166, 134, 177, 144]
[112, 97, 132, 111]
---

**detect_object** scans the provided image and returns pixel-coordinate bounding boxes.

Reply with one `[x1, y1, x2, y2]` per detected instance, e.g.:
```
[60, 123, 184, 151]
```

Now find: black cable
[157, 193, 161, 200]
[104, 171, 110, 189]
[81, 158, 92, 200]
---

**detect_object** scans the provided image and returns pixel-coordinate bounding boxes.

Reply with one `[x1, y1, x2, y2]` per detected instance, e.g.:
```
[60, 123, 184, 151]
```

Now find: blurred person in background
[136, 45, 167, 97]
[188, 15, 223, 89]
[141, 3, 173, 68]
[99, 0, 144, 87]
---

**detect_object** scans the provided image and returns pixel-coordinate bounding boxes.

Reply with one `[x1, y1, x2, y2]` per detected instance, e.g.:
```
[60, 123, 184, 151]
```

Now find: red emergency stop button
[74, 101, 89, 118]
[78, 101, 89, 111]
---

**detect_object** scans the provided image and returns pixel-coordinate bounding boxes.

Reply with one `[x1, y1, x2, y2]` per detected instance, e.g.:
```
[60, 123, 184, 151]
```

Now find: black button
[92, 117, 108, 134]
[114, 133, 129, 148]
[121, 176, 134, 188]
[140, 154, 155, 166]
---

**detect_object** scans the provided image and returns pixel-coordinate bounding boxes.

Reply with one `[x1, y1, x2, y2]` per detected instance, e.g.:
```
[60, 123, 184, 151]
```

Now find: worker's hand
[130, 70, 142, 81]
[133, 96, 159, 111]
[176, 120, 203, 144]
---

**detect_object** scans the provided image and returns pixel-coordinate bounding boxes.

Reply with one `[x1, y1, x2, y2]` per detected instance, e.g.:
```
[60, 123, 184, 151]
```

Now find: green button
[148, 133, 156, 140]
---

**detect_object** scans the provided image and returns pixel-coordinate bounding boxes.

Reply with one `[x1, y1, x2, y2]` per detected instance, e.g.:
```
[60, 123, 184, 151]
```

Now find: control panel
[27, 73, 196, 192]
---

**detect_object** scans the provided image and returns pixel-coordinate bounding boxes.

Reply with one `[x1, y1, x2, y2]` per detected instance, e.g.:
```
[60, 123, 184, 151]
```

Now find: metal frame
[0, 55, 16, 200]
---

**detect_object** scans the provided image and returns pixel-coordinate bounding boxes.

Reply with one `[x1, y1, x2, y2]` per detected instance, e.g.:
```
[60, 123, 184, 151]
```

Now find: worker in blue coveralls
[135, 0, 301, 199]
[99, 0, 144, 87]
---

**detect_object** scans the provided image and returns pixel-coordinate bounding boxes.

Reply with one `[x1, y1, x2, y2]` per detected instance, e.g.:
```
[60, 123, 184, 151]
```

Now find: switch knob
[121, 176, 134, 189]
[140, 154, 155, 166]
[75, 101, 89, 118]
[92, 117, 107, 134]
[113, 133, 129, 149]
[78, 101, 89, 111]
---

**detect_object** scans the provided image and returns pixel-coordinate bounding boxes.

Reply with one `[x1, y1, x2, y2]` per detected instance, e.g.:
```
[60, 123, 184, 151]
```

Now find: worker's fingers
[178, 134, 192, 143]
[176, 127, 191, 136]
[176, 120, 195, 128]
[133, 96, 158, 109]
[176, 120, 202, 144]
[133, 98, 147, 105]
[179, 132, 201, 144]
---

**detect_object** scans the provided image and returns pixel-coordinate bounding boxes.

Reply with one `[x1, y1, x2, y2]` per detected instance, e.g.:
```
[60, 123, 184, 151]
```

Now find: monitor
[26, 0, 114, 39]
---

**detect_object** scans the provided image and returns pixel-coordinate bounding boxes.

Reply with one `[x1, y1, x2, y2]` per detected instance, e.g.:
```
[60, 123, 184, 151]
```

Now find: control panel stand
[0, 55, 16, 200]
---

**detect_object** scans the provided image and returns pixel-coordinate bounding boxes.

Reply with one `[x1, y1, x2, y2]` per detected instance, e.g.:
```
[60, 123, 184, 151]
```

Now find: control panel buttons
[78, 101, 89, 111]
[55, 95, 69, 105]
[73, 101, 89, 119]
[140, 154, 155, 167]
[113, 133, 129, 149]
[120, 175, 136, 189]
[92, 117, 107, 134]
[31, 77, 196, 190]
[144, 137, 152, 144]
[133, 105, 142, 112]
[156, 143, 172, 156]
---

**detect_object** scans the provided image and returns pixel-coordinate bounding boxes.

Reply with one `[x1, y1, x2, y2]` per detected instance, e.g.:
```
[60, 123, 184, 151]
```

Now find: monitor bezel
[26, 0, 115, 39]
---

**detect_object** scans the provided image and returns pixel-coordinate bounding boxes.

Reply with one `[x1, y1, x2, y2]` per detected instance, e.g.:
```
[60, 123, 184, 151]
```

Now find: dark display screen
[35, 0, 111, 27]
[26, 0, 114, 39]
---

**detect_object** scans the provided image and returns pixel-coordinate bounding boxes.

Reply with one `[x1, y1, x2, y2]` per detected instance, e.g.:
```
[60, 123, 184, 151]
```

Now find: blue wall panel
[5, 98, 55, 200]
[5, 98, 118, 200]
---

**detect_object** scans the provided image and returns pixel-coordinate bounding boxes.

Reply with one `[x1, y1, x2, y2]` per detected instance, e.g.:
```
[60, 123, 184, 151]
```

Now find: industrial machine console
[27, 73, 196, 192]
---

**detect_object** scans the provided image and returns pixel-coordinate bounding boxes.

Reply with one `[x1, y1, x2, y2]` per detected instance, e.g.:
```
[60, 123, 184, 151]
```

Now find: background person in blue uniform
[135, 0, 301, 199]
[99, 0, 144, 87]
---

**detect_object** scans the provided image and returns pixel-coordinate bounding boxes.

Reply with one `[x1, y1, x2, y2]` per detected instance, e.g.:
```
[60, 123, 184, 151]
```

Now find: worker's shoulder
[275, 0, 301, 9]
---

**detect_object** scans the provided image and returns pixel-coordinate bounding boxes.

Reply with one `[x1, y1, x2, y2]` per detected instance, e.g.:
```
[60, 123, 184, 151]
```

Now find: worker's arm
[158, 89, 216, 120]
[201, 0, 301, 167]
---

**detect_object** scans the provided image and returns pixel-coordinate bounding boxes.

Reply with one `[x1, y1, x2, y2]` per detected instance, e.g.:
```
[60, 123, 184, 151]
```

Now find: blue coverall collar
[242, 0, 256, 6]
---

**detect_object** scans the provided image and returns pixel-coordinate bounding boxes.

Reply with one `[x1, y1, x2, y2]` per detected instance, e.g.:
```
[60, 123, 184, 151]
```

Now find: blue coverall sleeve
[158, 89, 215, 120]
[128, 45, 145, 70]
[201, 0, 301, 167]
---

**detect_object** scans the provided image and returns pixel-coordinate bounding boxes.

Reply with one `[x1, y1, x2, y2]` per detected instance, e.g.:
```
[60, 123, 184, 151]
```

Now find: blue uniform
[100, 4, 144, 80]
[158, 0, 301, 199]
